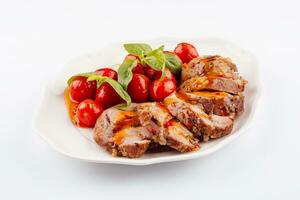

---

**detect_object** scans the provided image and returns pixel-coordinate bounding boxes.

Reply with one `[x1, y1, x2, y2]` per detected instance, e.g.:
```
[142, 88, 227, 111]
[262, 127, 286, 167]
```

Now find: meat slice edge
[179, 75, 245, 94]
[182, 55, 240, 82]
[177, 91, 244, 117]
[164, 92, 233, 141]
[93, 105, 151, 158]
[136, 102, 199, 152]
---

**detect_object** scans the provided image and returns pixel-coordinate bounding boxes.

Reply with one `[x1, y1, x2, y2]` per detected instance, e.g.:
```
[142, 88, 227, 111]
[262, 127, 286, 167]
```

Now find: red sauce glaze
[64, 87, 86, 127]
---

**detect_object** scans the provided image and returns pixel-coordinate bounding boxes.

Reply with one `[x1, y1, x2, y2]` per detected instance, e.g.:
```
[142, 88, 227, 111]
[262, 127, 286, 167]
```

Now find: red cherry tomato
[131, 63, 145, 75]
[124, 54, 145, 75]
[144, 66, 156, 80]
[69, 77, 97, 103]
[127, 73, 150, 103]
[174, 42, 199, 64]
[150, 78, 177, 102]
[124, 54, 140, 61]
[95, 83, 124, 109]
[153, 68, 176, 82]
[95, 68, 118, 80]
[76, 99, 103, 127]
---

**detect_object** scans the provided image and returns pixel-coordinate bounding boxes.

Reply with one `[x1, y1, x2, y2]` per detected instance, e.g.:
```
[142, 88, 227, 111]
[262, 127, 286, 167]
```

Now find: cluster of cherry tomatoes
[66, 42, 199, 127]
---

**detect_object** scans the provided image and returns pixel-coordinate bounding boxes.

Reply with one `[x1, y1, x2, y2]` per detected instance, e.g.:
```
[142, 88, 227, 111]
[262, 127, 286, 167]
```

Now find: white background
[1, 0, 299, 199]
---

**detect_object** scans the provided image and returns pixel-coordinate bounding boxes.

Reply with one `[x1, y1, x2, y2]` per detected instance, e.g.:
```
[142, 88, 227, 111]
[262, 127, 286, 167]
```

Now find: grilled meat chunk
[164, 92, 233, 141]
[176, 91, 244, 117]
[137, 102, 199, 152]
[180, 55, 247, 94]
[93, 105, 151, 158]
[179, 75, 245, 94]
[182, 55, 238, 81]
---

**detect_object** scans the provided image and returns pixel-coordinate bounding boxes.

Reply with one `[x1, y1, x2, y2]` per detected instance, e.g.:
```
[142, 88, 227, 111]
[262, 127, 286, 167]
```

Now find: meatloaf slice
[93, 105, 151, 158]
[179, 75, 245, 94]
[180, 55, 247, 94]
[137, 102, 199, 152]
[164, 92, 233, 141]
[176, 91, 244, 117]
[182, 55, 239, 82]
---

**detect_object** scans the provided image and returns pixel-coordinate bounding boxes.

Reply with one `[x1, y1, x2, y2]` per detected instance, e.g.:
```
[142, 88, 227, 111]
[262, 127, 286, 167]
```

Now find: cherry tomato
[174, 42, 199, 64]
[95, 83, 124, 109]
[95, 68, 118, 80]
[76, 99, 103, 127]
[124, 54, 145, 75]
[127, 73, 150, 103]
[69, 77, 97, 103]
[124, 54, 140, 61]
[150, 78, 177, 102]
[131, 63, 145, 75]
[153, 68, 176, 82]
[144, 66, 156, 80]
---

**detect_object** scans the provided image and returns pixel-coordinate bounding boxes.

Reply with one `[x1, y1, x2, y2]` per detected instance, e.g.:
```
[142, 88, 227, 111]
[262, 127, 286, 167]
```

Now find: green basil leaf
[143, 47, 165, 71]
[143, 56, 162, 71]
[123, 43, 152, 58]
[117, 58, 138, 90]
[67, 72, 96, 86]
[157, 45, 165, 51]
[67, 72, 131, 105]
[164, 52, 182, 74]
[115, 103, 130, 111]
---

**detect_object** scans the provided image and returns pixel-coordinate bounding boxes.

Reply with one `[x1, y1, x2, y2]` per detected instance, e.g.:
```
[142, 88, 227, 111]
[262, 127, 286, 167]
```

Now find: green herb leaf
[164, 52, 182, 74]
[123, 43, 152, 58]
[117, 58, 138, 90]
[115, 103, 130, 110]
[67, 72, 96, 85]
[67, 72, 131, 105]
[143, 47, 165, 71]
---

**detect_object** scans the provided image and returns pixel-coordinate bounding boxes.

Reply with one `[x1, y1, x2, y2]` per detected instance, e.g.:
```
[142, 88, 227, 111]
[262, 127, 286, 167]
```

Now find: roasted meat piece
[180, 55, 247, 94]
[93, 105, 151, 158]
[179, 75, 245, 94]
[176, 91, 244, 117]
[137, 102, 199, 152]
[164, 92, 233, 141]
[182, 55, 238, 81]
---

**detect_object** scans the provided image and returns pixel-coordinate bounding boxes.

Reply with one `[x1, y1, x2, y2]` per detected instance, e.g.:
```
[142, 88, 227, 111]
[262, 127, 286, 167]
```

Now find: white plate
[32, 37, 261, 165]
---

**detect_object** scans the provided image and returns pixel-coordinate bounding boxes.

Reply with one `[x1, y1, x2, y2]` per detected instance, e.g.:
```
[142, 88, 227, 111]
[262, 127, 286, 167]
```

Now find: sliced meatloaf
[164, 92, 233, 141]
[93, 105, 151, 158]
[182, 55, 238, 82]
[136, 102, 199, 152]
[179, 75, 245, 94]
[176, 91, 244, 117]
[180, 55, 247, 94]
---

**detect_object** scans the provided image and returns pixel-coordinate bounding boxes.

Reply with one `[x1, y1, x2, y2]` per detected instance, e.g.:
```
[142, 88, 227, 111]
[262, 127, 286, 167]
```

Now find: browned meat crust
[179, 75, 245, 94]
[180, 55, 247, 94]
[93, 105, 151, 158]
[182, 55, 238, 82]
[164, 92, 233, 141]
[117, 140, 150, 158]
[177, 91, 244, 117]
[136, 103, 199, 152]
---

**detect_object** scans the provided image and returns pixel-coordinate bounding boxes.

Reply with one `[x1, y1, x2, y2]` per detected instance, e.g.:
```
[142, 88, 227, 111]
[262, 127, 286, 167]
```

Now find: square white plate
[32, 37, 261, 165]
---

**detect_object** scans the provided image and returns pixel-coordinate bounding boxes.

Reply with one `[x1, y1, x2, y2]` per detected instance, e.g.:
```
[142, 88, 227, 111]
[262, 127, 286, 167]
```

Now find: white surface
[1, 0, 299, 199]
[33, 37, 261, 165]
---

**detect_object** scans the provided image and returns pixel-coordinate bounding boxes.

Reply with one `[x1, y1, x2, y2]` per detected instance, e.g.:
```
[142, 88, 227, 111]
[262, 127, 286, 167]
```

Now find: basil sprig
[67, 72, 131, 105]
[164, 52, 182, 74]
[123, 43, 182, 79]
[123, 43, 152, 60]
[117, 58, 138, 90]
[142, 45, 163, 70]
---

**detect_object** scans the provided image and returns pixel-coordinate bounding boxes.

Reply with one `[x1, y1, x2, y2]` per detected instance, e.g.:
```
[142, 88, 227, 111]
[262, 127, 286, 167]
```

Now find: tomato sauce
[64, 87, 86, 127]
[113, 130, 126, 145]
[112, 111, 140, 145]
